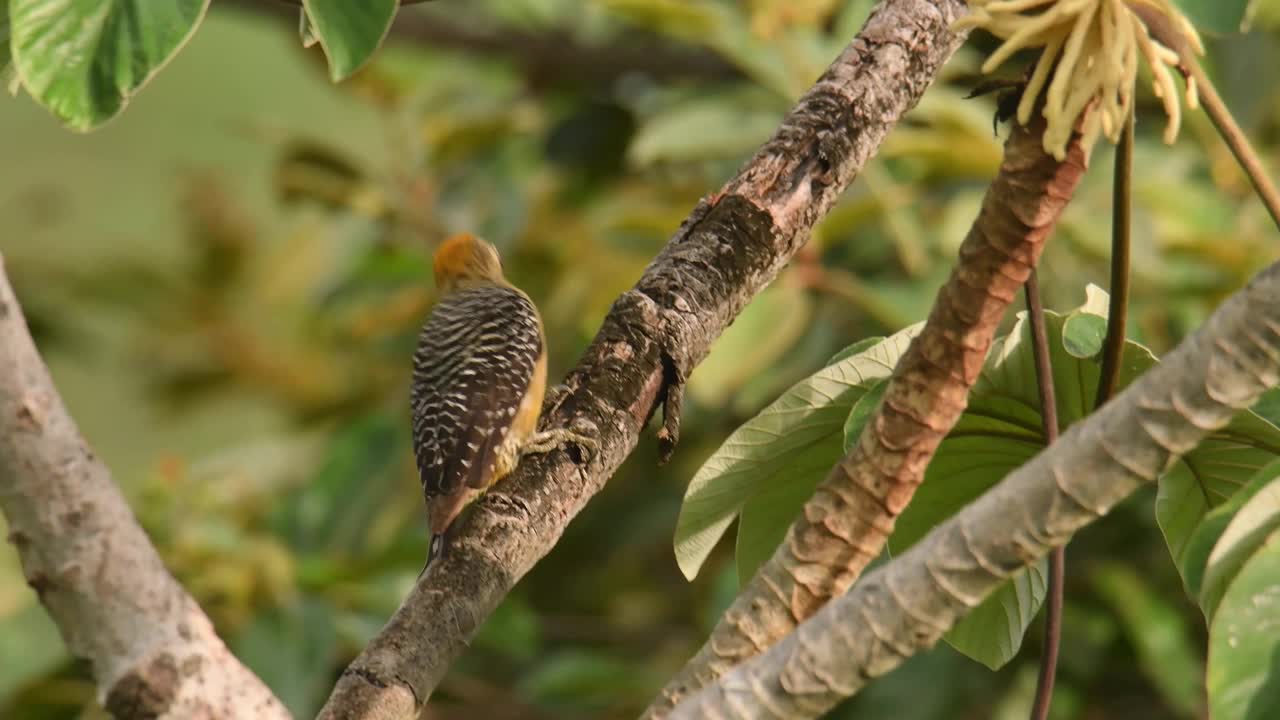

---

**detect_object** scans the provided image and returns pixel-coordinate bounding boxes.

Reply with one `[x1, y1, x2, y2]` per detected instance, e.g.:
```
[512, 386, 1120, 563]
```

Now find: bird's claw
[545, 382, 574, 415]
[523, 419, 598, 463]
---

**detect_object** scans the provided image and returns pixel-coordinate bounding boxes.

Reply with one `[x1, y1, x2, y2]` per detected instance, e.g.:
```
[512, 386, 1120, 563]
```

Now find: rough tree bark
[316, 1, 970, 718]
[668, 254, 1280, 720]
[0, 257, 289, 720]
[643, 96, 1091, 718]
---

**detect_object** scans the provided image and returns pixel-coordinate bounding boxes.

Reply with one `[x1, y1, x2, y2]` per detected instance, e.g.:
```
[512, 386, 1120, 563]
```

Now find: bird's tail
[420, 532, 449, 577]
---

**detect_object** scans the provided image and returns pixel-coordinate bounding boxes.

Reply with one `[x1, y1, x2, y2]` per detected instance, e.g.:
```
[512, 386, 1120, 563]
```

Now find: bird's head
[432, 233, 506, 294]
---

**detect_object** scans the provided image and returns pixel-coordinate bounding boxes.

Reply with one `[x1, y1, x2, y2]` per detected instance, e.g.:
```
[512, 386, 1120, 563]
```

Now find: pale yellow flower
[957, 0, 1204, 159]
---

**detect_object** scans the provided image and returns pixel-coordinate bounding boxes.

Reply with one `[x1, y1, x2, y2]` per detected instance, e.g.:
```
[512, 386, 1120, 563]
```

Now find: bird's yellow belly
[493, 351, 548, 480]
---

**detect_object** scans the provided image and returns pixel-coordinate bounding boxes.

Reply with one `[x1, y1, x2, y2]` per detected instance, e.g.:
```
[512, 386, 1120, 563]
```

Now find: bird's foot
[522, 418, 598, 462]
[544, 382, 575, 416]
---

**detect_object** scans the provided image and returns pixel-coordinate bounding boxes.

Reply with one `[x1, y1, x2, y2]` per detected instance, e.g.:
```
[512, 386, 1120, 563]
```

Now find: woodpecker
[410, 233, 589, 569]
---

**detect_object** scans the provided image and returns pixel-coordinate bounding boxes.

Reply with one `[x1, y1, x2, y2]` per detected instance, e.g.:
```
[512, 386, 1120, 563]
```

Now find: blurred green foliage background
[2, 1, 1280, 718]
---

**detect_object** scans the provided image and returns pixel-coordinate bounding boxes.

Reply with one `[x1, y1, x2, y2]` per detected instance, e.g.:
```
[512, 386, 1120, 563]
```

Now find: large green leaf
[826, 336, 886, 366]
[1157, 414, 1280, 576]
[1207, 529, 1280, 720]
[734, 468, 813, 585]
[302, 0, 397, 81]
[688, 284, 812, 407]
[1177, 461, 1280, 608]
[1200, 472, 1280, 618]
[943, 561, 1049, 671]
[1094, 564, 1204, 718]
[10, 0, 210, 130]
[629, 90, 784, 167]
[674, 323, 922, 580]
[840, 377, 888, 453]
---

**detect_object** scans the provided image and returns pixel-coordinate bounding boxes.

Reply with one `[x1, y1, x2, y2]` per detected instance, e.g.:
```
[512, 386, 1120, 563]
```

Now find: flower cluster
[957, 0, 1204, 159]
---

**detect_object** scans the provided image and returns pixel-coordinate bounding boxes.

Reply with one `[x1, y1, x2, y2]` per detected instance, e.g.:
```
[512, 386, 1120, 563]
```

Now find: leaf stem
[1031, 106, 1135, 720]
[1025, 269, 1062, 720]
[1127, 3, 1280, 231]
[1097, 111, 1133, 407]
[1185, 56, 1280, 231]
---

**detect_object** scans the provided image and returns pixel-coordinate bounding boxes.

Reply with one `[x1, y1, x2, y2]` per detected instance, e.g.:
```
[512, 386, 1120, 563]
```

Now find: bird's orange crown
[432, 233, 505, 293]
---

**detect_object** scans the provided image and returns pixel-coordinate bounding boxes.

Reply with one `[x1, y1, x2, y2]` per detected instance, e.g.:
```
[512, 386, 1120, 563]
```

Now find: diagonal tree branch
[316, 1, 971, 717]
[0, 256, 289, 720]
[668, 253, 1280, 720]
[644, 93, 1091, 716]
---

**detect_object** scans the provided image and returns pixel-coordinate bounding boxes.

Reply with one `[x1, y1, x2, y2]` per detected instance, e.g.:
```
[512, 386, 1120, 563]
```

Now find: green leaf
[1208, 530, 1280, 720]
[0, 0, 11, 76]
[10, 0, 210, 130]
[1093, 564, 1204, 718]
[826, 336, 886, 367]
[629, 90, 783, 167]
[1248, 387, 1280, 428]
[1, 0, 15, 96]
[735, 465, 890, 584]
[1200, 472, 1280, 618]
[1175, 0, 1253, 33]
[944, 560, 1049, 671]
[1178, 460, 1280, 605]
[273, 413, 403, 555]
[1061, 312, 1107, 359]
[298, 7, 319, 49]
[1157, 409, 1280, 579]
[674, 323, 922, 580]
[734, 474, 798, 585]
[232, 598, 338, 718]
[888, 426, 1042, 668]
[841, 377, 888, 453]
[302, 0, 397, 81]
[688, 284, 812, 407]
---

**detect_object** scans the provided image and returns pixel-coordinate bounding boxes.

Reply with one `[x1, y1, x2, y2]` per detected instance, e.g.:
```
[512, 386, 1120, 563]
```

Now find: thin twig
[1024, 270, 1063, 720]
[1097, 111, 1133, 406]
[1130, 4, 1280, 233]
[1116, 6, 1280, 233]
[1183, 55, 1280, 232]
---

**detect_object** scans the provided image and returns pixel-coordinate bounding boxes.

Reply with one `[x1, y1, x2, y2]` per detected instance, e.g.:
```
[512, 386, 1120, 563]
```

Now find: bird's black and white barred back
[410, 285, 543, 502]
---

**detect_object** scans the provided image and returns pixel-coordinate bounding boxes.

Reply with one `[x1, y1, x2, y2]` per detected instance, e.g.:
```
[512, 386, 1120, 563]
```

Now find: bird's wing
[410, 286, 543, 499]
